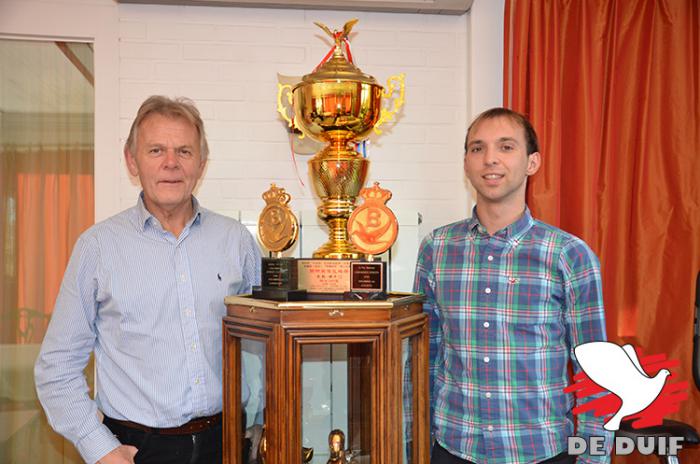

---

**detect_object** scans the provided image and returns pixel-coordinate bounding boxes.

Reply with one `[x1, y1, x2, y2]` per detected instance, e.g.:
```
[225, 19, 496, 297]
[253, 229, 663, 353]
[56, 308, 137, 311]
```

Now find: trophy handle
[374, 73, 406, 135]
[276, 83, 305, 139]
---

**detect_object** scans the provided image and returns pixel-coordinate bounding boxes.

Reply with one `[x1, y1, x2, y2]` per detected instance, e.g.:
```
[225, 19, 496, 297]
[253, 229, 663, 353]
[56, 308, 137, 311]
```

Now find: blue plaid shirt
[414, 207, 612, 464]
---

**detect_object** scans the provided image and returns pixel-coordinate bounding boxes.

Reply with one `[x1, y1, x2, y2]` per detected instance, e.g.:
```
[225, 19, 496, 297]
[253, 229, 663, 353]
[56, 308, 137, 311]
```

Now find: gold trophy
[252, 184, 307, 301]
[345, 182, 398, 299]
[278, 19, 405, 259]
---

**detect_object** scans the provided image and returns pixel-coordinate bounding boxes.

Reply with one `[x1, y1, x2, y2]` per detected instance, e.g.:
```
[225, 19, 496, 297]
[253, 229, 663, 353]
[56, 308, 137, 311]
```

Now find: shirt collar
[135, 192, 202, 232]
[467, 205, 534, 241]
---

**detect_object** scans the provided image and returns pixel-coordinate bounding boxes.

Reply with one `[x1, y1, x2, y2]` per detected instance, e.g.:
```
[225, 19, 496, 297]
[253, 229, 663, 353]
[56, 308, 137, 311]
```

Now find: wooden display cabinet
[223, 293, 429, 464]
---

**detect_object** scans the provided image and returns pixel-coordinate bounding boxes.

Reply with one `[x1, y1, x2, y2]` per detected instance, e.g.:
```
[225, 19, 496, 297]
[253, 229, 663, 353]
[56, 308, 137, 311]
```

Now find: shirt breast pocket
[504, 272, 563, 325]
[209, 263, 245, 305]
[505, 274, 566, 368]
[198, 264, 245, 333]
[220, 265, 244, 296]
[504, 274, 566, 349]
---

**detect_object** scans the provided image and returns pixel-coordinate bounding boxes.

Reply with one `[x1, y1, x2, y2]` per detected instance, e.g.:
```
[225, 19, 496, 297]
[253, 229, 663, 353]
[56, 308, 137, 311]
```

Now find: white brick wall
[1, 0, 504, 239]
[116, 4, 475, 236]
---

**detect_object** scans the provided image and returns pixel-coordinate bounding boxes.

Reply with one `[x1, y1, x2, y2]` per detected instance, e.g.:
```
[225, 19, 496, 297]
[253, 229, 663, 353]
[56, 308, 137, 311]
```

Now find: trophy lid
[297, 20, 379, 87]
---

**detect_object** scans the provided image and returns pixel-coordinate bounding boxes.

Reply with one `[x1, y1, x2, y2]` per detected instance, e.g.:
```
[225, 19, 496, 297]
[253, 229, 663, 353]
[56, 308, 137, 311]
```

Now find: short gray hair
[125, 95, 209, 160]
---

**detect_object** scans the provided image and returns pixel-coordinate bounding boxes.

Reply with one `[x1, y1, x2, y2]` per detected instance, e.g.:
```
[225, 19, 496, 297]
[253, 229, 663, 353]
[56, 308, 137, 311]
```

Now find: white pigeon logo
[573, 341, 671, 431]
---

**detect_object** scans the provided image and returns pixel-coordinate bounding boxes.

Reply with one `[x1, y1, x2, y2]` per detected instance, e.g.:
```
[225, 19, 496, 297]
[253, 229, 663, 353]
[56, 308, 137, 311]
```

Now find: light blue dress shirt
[35, 194, 261, 464]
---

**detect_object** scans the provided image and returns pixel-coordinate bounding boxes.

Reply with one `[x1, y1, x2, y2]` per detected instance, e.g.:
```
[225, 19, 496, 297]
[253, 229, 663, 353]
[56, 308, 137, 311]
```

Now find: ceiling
[118, 0, 474, 15]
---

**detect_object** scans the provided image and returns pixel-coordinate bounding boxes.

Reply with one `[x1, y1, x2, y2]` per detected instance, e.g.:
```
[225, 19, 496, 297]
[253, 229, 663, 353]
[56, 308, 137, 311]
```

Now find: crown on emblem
[262, 183, 290, 205]
[360, 182, 392, 204]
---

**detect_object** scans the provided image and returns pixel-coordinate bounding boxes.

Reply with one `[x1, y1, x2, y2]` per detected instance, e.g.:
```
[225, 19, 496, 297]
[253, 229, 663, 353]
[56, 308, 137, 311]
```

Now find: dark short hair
[464, 107, 539, 155]
[125, 95, 209, 160]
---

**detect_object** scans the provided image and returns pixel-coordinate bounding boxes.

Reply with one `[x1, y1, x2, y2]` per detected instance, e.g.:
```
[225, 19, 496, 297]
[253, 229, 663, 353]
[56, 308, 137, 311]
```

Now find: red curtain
[504, 1, 700, 461]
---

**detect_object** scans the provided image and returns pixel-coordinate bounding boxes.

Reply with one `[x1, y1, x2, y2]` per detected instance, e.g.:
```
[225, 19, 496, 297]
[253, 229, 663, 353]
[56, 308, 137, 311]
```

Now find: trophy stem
[309, 147, 369, 259]
[312, 217, 363, 259]
[327, 133, 353, 152]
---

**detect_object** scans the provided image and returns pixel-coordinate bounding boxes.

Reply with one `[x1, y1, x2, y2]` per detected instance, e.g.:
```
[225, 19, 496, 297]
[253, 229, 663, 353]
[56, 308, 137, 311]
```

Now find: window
[0, 38, 94, 464]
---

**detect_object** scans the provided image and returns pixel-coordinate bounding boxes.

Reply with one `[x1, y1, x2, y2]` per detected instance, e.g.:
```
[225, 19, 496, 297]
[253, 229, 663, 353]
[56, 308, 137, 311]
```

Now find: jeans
[103, 417, 222, 464]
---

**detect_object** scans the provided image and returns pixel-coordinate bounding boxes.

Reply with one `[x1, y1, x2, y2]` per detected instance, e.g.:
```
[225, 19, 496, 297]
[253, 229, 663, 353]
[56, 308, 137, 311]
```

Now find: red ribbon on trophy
[314, 32, 354, 71]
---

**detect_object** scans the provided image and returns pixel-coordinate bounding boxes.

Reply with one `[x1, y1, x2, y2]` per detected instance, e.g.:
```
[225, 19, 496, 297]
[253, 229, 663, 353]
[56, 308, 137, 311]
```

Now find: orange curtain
[16, 171, 93, 341]
[504, 1, 700, 462]
[2, 148, 93, 344]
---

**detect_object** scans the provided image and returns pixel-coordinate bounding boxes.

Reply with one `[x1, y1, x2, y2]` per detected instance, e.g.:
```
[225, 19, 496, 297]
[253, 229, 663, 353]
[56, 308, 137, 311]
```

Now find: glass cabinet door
[241, 338, 266, 464]
[301, 343, 372, 463]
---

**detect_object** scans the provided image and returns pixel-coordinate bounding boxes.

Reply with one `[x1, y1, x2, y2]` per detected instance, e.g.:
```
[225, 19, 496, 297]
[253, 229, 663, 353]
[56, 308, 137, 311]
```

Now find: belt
[105, 413, 222, 436]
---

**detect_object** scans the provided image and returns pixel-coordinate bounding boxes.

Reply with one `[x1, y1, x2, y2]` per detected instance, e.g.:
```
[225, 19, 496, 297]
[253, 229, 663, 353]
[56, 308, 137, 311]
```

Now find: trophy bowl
[292, 80, 383, 145]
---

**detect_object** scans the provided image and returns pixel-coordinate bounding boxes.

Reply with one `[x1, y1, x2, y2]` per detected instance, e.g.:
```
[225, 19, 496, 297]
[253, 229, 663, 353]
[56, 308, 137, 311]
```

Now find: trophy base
[345, 261, 387, 300]
[350, 261, 386, 293]
[251, 286, 308, 302]
[298, 259, 352, 294]
[296, 259, 388, 300]
[261, 257, 299, 289]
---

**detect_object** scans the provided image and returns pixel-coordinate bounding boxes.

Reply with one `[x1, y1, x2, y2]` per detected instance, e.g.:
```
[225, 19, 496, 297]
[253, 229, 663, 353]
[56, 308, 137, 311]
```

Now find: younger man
[414, 108, 612, 464]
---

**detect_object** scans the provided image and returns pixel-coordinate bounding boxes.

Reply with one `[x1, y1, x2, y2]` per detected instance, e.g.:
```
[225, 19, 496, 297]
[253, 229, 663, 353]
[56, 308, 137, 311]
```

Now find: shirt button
[194, 378, 200, 384]
[483, 321, 490, 328]
[485, 392, 492, 398]
[484, 287, 492, 294]
[191, 343, 197, 351]
[184, 308, 192, 316]
[483, 356, 490, 363]
[180, 274, 186, 282]
[487, 425, 494, 432]
[487, 255, 494, 261]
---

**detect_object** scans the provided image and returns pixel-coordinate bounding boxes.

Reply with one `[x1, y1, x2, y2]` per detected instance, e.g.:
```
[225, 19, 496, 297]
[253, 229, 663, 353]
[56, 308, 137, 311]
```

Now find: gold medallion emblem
[347, 182, 398, 256]
[258, 184, 299, 253]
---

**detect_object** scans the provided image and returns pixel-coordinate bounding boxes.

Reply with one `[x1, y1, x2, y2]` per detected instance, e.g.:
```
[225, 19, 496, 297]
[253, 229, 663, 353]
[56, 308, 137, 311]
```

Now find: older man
[35, 96, 261, 464]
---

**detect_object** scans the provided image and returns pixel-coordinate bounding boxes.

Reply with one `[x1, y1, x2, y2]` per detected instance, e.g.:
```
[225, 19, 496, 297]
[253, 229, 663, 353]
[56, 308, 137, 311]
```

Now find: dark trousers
[431, 442, 575, 464]
[103, 417, 222, 464]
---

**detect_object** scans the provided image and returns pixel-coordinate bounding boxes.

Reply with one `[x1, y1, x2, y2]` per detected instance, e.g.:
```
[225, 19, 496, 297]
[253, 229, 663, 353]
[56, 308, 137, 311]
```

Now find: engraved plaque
[298, 259, 352, 294]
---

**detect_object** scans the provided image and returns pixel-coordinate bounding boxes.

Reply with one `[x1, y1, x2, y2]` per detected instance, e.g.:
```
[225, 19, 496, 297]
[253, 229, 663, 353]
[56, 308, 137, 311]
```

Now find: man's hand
[97, 445, 138, 464]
